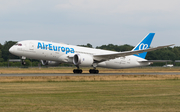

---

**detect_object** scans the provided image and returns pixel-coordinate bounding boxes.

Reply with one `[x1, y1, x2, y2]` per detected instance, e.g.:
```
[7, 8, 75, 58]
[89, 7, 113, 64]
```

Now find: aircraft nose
[9, 46, 15, 54]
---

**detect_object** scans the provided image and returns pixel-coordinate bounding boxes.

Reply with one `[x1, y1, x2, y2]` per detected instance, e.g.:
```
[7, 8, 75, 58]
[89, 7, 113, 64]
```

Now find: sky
[0, 0, 180, 47]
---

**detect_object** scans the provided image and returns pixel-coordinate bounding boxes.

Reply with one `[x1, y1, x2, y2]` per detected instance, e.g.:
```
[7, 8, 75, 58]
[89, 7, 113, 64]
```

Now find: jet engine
[40, 60, 61, 66]
[73, 54, 94, 66]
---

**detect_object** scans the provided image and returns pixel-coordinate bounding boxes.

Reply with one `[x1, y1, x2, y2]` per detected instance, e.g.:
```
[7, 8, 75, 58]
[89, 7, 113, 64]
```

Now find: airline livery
[9, 33, 173, 74]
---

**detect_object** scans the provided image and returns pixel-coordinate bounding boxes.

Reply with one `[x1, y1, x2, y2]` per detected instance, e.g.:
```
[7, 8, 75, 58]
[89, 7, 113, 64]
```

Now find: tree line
[0, 41, 179, 67]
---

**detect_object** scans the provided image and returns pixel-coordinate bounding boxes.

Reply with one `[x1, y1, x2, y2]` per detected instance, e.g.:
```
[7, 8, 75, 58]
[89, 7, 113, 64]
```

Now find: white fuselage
[9, 40, 150, 69]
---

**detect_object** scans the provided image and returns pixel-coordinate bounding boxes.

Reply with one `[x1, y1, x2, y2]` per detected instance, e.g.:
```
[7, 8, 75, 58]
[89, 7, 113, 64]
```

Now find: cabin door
[29, 42, 35, 50]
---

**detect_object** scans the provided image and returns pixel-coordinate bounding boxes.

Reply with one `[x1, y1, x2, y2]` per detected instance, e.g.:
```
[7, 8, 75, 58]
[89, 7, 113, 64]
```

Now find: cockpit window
[15, 43, 22, 46]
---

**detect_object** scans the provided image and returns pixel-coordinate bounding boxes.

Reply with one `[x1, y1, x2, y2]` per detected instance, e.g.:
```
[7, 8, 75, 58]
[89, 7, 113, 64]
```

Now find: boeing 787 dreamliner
[9, 33, 173, 74]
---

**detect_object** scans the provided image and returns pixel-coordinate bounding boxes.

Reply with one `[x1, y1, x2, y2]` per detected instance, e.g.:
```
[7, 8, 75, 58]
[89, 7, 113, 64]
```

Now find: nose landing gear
[22, 59, 26, 65]
[21, 56, 26, 65]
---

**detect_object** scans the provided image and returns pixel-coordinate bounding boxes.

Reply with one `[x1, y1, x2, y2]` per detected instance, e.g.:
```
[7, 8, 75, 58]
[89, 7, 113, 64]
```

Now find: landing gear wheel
[73, 69, 83, 74]
[22, 60, 26, 65]
[89, 69, 99, 74]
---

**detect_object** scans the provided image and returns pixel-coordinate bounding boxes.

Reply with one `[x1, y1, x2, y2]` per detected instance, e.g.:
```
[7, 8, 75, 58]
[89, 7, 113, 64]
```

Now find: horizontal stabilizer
[147, 60, 173, 62]
[138, 60, 173, 63]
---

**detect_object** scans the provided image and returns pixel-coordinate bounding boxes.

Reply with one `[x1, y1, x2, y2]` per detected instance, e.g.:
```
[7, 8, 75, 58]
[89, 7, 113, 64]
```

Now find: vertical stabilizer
[132, 33, 155, 59]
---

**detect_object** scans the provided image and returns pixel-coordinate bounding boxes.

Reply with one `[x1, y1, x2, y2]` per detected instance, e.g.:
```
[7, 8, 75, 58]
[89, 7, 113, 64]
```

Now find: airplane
[163, 64, 174, 67]
[9, 33, 174, 74]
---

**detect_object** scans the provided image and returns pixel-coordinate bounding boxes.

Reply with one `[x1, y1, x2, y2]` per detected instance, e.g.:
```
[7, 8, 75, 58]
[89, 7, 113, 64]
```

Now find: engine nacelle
[73, 54, 94, 67]
[41, 60, 61, 66]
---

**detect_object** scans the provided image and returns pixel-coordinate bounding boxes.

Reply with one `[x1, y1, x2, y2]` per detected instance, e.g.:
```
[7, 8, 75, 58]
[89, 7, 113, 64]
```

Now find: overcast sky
[0, 0, 179, 47]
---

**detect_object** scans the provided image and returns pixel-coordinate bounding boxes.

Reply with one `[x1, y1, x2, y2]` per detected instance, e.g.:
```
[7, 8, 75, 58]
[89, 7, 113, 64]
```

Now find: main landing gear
[73, 66, 99, 74]
[73, 66, 83, 74]
[73, 69, 83, 74]
[89, 69, 99, 74]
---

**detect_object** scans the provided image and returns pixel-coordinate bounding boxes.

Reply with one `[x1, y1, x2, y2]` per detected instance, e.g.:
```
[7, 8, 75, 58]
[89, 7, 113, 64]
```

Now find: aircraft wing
[93, 44, 174, 62]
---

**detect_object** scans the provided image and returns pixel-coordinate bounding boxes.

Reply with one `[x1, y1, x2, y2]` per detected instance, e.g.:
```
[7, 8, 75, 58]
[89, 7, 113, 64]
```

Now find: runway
[1, 72, 180, 76]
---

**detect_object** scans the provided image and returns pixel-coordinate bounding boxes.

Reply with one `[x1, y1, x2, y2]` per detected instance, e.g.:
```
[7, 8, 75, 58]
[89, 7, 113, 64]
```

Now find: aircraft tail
[132, 33, 155, 59]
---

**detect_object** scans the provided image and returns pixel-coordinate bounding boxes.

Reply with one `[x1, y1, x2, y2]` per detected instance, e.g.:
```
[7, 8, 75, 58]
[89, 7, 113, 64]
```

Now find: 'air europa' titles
[37, 42, 75, 54]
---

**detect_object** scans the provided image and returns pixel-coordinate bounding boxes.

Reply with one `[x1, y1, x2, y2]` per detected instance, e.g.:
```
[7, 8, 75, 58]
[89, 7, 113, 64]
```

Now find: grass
[0, 75, 180, 82]
[0, 67, 180, 111]
[0, 80, 180, 112]
[0, 67, 180, 82]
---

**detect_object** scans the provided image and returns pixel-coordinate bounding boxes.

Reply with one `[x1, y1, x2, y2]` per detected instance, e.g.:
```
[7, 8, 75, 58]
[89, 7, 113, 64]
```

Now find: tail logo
[139, 43, 148, 50]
